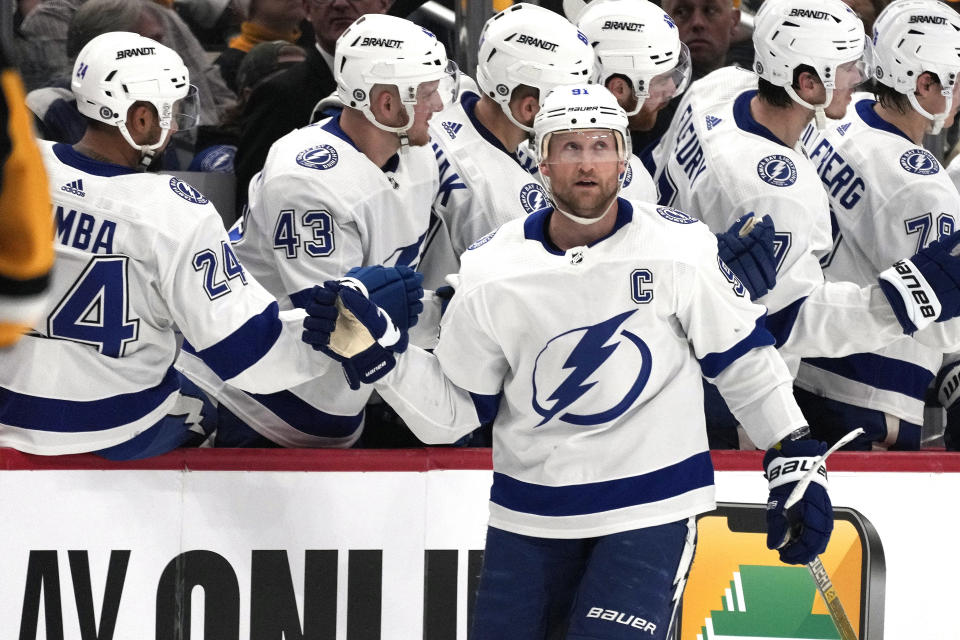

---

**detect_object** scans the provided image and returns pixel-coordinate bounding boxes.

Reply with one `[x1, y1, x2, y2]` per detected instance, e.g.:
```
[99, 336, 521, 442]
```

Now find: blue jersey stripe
[0, 367, 179, 432]
[803, 353, 935, 400]
[698, 316, 775, 378]
[182, 302, 282, 381]
[244, 389, 364, 438]
[490, 451, 714, 517]
[766, 296, 806, 349]
[470, 392, 500, 425]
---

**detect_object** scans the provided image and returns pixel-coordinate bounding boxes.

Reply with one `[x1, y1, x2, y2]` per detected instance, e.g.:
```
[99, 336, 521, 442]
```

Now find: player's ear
[126, 101, 157, 143]
[511, 94, 540, 129]
[916, 71, 939, 97]
[540, 162, 551, 178]
[795, 69, 821, 98]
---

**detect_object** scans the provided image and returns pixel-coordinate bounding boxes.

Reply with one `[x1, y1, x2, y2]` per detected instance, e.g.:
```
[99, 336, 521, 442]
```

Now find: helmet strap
[907, 90, 952, 136]
[785, 85, 832, 130]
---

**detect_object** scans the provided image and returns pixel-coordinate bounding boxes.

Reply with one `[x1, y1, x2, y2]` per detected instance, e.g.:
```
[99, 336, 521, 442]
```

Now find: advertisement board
[0, 449, 956, 639]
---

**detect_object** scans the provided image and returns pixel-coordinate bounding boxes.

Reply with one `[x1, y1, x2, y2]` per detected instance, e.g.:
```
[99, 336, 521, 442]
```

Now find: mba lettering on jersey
[0, 142, 332, 456]
[182, 114, 439, 447]
[797, 96, 960, 424]
[431, 198, 790, 537]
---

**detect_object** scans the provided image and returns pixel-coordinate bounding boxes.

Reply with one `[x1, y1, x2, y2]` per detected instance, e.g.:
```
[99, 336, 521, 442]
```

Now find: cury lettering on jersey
[516, 34, 558, 52]
[672, 105, 708, 187]
[806, 137, 865, 210]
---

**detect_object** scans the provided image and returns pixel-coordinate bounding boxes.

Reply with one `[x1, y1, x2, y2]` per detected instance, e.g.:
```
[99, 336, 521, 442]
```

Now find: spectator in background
[174, 0, 245, 48]
[25, 0, 168, 145]
[233, 0, 391, 207]
[14, 0, 85, 91]
[215, 0, 306, 92]
[192, 40, 307, 177]
[633, 0, 742, 152]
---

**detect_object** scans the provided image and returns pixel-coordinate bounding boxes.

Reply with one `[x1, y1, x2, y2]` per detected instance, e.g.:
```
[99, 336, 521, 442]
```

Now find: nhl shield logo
[899, 149, 939, 176]
[756, 155, 797, 187]
[520, 183, 549, 213]
[169, 177, 209, 205]
[296, 145, 339, 170]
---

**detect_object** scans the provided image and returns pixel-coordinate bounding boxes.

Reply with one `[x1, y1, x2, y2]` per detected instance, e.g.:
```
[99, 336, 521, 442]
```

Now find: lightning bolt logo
[532, 310, 651, 427]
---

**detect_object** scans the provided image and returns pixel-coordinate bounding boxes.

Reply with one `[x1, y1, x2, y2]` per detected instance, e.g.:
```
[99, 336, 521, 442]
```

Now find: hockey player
[176, 15, 458, 447]
[796, 0, 960, 449]
[647, 0, 960, 446]
[576, 0, 691, 142]
[418, 3, 596, 290]
[303, 84, 841, 639]
[0, 32, 343, 460]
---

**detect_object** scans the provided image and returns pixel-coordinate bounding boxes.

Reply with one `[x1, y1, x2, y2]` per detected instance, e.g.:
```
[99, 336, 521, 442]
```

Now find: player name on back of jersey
[55, 205, 116, 254]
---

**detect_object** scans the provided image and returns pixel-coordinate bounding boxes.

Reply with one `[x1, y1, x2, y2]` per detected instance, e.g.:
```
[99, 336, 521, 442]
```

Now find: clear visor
[170, 85, 200, 131]
[542, 129, 627, 165]
[638, 43, 692, 109]
[412, 60, 460, 113]
[833, 57, 868, 92]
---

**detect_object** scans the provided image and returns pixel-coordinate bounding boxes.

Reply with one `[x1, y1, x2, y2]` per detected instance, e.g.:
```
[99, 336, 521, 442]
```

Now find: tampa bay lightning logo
[520, 183, 549, 213]
[899, 149, 939, 176]
[656, 206, 696, 224]
[169, 177, 209, 205]
[622, 164, 634, 187]
[296, 144, 339, 170]
[756, 155, 797, 187]
[532, 310, 651, 427]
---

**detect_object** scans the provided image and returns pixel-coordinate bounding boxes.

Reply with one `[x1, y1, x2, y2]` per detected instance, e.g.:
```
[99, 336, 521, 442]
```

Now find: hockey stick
[782, 427, 864, 640]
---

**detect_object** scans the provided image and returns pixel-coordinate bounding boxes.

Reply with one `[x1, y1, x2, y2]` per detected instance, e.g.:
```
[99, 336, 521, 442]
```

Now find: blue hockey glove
[879, 231, 960, 334]
[303, 280, 407, 390]
[344, 265, 424, 331]
[764, 438, 832, 565]
[716, 213, 777, 300]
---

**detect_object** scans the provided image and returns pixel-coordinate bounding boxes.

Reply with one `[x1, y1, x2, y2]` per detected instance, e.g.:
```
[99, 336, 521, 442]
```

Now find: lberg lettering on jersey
[893, 260, 937, 319]
[115, 46, 156, 59]
[601, 20, 645, 31]
[805, 137, 865, 210]
[909, 14, 947, 24]
[54, 206, 116, 254]
[586, 607, 657, 634]
[787, 8, 834, 19]
[359, 36, 403, 48]
[516, 34, 559, 52]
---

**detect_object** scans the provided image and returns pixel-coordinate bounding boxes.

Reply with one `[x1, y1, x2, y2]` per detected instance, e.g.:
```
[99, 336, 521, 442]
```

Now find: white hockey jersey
[650, 70, 911, 374]
[0, 142, 333, 455]
[177, 114, 439, 446]
[376, 198, 807, 538]
[796, 97, 960, 423]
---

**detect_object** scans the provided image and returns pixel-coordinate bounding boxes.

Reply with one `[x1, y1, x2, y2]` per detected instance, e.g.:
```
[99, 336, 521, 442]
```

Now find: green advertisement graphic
[700, 566, 839, 640]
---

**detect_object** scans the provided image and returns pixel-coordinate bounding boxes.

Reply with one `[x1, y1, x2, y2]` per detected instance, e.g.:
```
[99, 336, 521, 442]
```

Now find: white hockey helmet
[335, 14, 459, 139]
[752, 0, 866, 128]
[871, 0, 960, 134]
[71, 32, 197, 165]
[577, 0, 691, 116]
[476, 3, 595, 133]
[534, 83, 628, 225]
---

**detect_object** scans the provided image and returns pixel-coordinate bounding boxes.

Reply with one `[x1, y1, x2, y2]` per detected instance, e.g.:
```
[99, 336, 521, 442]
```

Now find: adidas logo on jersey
[837, 123, 851, 136]
[442, 121, 463, 139]
[705, 115, 722, 131]
[61, 179, 85, 197]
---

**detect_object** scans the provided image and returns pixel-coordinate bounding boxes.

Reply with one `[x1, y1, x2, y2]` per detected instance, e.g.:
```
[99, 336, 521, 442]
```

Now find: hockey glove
[879, 231, 960, 334]
[715, 213, 777, 300]
[764, 438, 832, 565]
[344, 265, 424, 331]
[303, 280, 407, 390]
